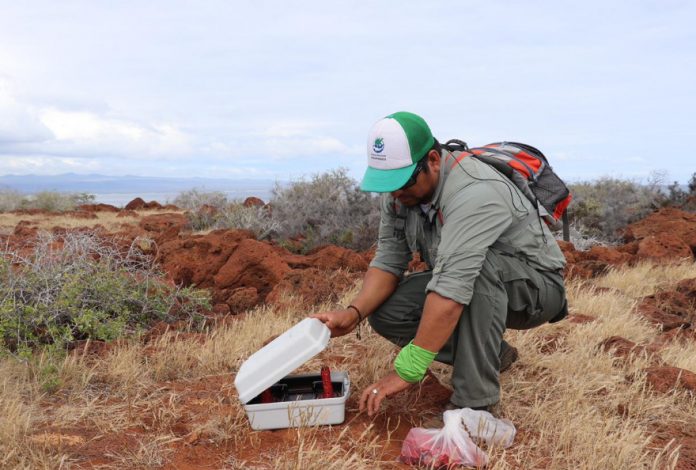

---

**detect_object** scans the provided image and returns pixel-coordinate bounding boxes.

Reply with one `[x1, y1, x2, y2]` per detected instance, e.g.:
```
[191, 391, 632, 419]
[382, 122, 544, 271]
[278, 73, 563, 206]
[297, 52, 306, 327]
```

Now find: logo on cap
[372, 137, 384, 153]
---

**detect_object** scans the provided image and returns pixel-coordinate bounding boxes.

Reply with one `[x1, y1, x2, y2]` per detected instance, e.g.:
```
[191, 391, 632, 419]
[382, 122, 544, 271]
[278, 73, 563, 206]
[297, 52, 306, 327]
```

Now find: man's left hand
[359, 372, 412, 417]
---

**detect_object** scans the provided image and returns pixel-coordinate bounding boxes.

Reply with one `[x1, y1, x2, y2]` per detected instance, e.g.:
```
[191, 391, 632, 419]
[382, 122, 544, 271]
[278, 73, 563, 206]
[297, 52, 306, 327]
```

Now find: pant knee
[367, 309, 388, 336]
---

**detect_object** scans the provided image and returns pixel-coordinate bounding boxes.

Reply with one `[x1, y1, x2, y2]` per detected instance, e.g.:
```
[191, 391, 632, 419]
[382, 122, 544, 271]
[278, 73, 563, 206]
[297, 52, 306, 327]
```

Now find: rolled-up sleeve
[369, 194, 411, 279]
[426, 182, 514, 305]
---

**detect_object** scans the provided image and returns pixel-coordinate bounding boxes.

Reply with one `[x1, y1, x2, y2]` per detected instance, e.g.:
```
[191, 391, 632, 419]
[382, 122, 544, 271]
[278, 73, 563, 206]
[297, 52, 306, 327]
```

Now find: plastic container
[234, 318, 351, 430]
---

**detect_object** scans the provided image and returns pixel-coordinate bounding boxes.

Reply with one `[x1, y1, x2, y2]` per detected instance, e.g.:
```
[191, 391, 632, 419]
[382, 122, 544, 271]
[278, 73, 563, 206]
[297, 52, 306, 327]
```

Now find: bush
[172, 188, 228, 212]
[29, 191, 95, 211]
[173, 189, 279, 237]
[663, 172, 696, 211]
[0, 190, 95, 212]
[214, 204, 280, 239]
[270, 168, 380, 251]
[0, 188, 23, 212]
[173, 172, 381, 251]
[567, 178, 663, 241]
[0, 231, 210, 355]
[563, 223, 609, 251]
[174, 189, 229, 230]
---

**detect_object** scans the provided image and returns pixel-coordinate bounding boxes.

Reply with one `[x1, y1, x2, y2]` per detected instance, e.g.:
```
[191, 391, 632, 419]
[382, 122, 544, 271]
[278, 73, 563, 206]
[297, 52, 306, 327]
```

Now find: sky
[0, 0, 694, 184]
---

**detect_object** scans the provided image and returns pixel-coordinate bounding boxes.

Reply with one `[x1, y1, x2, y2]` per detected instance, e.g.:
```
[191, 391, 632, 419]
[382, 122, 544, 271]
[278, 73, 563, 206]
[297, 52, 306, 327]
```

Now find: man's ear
[427, 149, 441, 172]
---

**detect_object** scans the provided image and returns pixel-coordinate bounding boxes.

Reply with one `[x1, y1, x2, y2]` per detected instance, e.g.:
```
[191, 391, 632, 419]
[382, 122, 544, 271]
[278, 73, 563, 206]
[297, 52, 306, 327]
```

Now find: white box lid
[234, 318, 331, 404]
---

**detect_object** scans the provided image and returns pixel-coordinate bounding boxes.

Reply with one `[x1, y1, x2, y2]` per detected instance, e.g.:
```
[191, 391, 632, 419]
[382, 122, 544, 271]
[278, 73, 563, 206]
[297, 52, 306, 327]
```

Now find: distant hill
[0, 173, 279, 195]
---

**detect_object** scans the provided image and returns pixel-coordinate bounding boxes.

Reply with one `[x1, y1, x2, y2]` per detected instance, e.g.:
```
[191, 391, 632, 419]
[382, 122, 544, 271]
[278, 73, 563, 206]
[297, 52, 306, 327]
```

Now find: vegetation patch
[0, 231, 210, 356]
[566, 172, 695, 244]
[173, 188, 279, 237]
[269, 168, 380, 252]
[174, 169, 380, 252]
[175, 170, 696, 252]
[0, 189, 95, 212]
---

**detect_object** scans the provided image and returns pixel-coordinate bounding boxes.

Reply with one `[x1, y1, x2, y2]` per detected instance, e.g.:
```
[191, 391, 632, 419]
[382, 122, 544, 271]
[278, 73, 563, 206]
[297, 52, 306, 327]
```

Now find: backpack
[442, 139, 572, 241]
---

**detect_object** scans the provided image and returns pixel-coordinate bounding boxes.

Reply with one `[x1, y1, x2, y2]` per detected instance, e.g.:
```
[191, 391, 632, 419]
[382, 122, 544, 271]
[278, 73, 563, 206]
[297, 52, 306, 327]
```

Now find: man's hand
[359, 372, 412, 417]
[309, 308, 359, 337]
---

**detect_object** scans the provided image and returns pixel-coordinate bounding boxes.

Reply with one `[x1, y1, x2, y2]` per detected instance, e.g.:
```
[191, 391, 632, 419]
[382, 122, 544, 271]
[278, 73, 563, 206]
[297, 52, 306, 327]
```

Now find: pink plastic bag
[400, 408, 516, 468]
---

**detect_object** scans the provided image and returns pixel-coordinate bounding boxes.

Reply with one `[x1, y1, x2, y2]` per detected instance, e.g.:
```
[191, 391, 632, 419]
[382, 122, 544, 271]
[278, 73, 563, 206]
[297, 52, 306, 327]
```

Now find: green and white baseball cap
[360, 111, 434, 192]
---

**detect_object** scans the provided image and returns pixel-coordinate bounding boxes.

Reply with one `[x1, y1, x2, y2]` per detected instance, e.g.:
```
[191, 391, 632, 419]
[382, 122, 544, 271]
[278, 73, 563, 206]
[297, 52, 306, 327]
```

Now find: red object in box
[261, 388, 274, 403]
[321, 366, 334, 398]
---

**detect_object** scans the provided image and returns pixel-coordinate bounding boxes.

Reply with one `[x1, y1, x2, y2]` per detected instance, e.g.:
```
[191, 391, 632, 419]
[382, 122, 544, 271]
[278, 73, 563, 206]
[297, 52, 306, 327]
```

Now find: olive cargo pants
[368, 248, 568, 408]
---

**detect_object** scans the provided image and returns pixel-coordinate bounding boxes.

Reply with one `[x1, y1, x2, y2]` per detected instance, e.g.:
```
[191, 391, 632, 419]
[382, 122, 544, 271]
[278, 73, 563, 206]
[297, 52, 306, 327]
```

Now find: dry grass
[0, 208, 185, 234]
[0, 369, 72, 469]
[103, 435, 177, 468]
[596, 262, 696, 298]
[1, 261, 695, 468]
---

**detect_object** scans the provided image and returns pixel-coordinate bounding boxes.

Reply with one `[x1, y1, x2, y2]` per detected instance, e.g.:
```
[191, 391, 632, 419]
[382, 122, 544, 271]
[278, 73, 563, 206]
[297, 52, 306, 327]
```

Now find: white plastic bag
[400, 408, 516, 468]
[460, 408, 516, 448]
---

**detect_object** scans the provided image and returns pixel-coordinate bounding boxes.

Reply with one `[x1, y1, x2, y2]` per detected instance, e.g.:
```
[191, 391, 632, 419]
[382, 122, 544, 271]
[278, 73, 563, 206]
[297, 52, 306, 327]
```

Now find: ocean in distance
[0, 174, 279, 208]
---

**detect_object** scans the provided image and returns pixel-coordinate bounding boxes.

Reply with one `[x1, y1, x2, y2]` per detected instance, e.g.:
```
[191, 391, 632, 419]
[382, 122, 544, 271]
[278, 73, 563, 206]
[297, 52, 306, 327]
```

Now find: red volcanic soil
[3, 203, 695, 341]
[5, 203, 693, 305]
[28, 364, 452, 469]
[622, 208, 696, 249]
[635, 278, 696, 331]
[3, 203, 695, 319]
[1, 201, 370, 314]
[77, 203, 120, 212]
[157, 230, 369, 312]
[124, 197, 164, 210]
[561, 208, 696, 279]
[4, 199, 696, 468]
[242, 196, 265, 208]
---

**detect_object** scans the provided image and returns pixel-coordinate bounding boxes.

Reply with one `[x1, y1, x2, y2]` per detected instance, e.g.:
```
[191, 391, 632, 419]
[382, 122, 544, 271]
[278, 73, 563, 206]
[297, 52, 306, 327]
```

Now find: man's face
[390, 151, 440, 207]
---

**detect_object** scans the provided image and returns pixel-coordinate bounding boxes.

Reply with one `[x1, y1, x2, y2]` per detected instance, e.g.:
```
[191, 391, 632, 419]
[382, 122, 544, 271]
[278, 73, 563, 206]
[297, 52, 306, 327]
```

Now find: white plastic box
[234, 318, 351, 430]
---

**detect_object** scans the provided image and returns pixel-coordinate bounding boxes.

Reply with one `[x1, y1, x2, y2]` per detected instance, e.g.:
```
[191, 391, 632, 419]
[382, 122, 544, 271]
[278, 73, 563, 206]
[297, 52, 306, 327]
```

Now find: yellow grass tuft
[596, 261, 696, 298]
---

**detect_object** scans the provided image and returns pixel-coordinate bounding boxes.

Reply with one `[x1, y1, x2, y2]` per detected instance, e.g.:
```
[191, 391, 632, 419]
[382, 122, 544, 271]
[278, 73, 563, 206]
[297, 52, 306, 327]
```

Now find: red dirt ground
[560, 208, 696, 279]
[3, 201, 696, 468]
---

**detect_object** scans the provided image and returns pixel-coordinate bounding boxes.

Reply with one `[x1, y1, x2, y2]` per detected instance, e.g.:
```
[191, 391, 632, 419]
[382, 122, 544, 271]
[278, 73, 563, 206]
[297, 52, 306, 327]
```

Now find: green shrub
[0, 190, 95, 212]
[0, 231, 210, 355]
[567, 178, 663, 241]
[270, 168, 380, 252]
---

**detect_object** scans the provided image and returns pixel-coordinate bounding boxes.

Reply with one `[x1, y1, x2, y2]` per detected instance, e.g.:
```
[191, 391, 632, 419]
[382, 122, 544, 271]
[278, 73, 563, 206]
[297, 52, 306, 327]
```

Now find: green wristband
[394, 341, 438, 383]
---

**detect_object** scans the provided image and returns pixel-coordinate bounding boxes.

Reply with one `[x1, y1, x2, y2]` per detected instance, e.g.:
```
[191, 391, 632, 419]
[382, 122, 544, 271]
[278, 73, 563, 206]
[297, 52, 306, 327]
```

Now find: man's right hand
[309, 308, 360, 338]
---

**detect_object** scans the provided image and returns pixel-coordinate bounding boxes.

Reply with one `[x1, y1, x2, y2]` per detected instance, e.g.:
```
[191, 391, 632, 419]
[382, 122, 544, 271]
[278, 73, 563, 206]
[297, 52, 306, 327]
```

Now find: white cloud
[40, 109, 139, 141]
[0, 79, 195, 161]
[0, 79, 53, 144]
[37, 108, 193, 159]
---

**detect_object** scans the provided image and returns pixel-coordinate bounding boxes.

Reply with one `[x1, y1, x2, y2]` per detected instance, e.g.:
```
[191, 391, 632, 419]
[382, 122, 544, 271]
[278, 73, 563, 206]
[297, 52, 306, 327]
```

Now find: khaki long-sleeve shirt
[369, 150, 567, 306]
